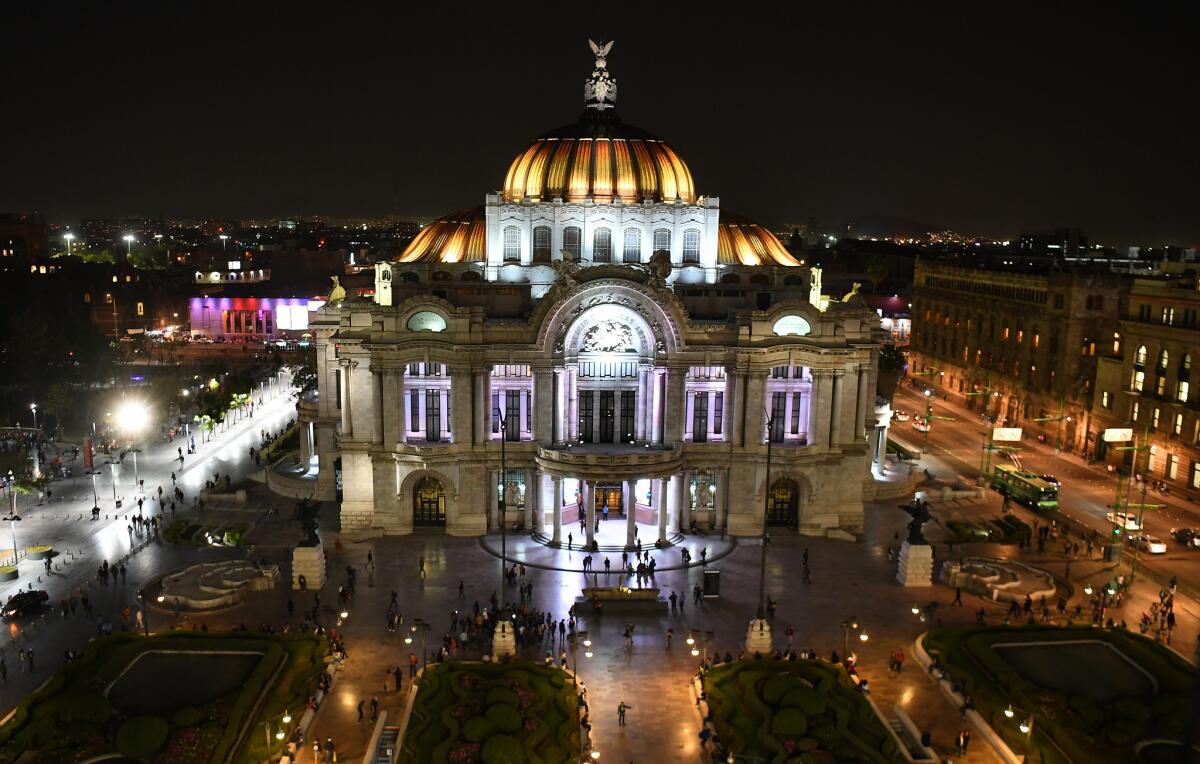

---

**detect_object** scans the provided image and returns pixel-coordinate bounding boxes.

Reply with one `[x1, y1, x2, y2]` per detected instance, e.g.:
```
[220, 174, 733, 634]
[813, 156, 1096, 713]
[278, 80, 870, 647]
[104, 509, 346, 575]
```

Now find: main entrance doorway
[594, 484, 623, 516]
[766, 477, 799, 527]
[413, 476, 446, 527]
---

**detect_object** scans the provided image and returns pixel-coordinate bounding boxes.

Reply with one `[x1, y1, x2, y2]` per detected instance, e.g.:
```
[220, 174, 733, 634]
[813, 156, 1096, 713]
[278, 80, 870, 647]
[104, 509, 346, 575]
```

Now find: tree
[289, 346, 318, 400]
[865, 256, 889, 294]
[42, 383, 72, 438]
[877, 345, 905, 401]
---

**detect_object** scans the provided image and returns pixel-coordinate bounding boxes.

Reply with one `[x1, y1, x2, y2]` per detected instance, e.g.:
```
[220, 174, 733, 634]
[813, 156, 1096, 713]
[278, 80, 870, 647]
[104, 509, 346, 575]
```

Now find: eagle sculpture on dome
[584, 39, 618, 110]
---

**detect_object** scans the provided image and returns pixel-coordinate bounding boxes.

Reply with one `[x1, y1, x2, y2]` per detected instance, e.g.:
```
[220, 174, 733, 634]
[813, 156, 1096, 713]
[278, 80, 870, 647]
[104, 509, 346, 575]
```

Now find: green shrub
[761, 673, 798, 705]
[481, 733, 526, 764]
[60, 690, 111, 728]
[172, 706, 207, 728]
[486, 704, 523, 734]
[463, 716, 495, 743]
[781, 686, 826, 716]
[485, 687, 520, 707]
[116, 715, 170, 759]
[770, 707, 808, 738]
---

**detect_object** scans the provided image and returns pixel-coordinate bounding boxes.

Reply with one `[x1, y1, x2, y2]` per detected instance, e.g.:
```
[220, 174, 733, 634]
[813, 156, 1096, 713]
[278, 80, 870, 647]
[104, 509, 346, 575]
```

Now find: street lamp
[29, 403, 37, 431]
[1, 512, 20, 567]
[123, 234, 135, 259]
[748, 411, 775, 655]
[840, 617, 867, 661]
[116, 400, 150, 492]
[63, 232, 75, 255]
[219, 234, 229, 251]
[136, 589, 150, 635]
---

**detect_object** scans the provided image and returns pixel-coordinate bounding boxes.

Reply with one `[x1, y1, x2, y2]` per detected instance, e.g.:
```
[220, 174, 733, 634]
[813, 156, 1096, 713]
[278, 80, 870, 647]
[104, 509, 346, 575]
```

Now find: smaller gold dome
[717, 214, 801, 266]
[397, 207, 486, 263]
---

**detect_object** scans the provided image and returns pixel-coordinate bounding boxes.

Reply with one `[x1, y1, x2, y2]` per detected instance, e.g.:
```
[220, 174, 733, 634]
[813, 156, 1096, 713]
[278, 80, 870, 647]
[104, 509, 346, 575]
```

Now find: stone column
[855, 365, 871, 442]
[451, 370, 473, 445]
[624, 479, 637, 548]
[339, 361, 353, 436]
[370, 367, 384, 443]
[656, 477, 669, 542]
[533, 369, 553, 443]
[525, 469, 536, 530]
[725, 367, 741, 444]
[489, 469, 500, 530]
[553, 369, 565, 443]
[636, 366, 649, 441]
[665, 368, 686, 443]
[672, 472, 688, 533]
[583, 480, 595, 548]
[299, 421, 313, 472]
[809, 370, 832, 448]
[397, 368, 407, 444]
[651, 369, 665, 445]
[567, 367, 579, 441]
[714, 468, 727, 529]
[551, 476, 563, 544]
[745, 371, 767, 445]
[381, 370, 401, 447]
[830, 370, 845, 445]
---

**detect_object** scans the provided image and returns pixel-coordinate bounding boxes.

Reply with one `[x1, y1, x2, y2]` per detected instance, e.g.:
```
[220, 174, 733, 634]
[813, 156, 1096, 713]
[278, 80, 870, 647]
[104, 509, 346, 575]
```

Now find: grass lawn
[702, 659, 904, 763]
[0, 631, 328, 764]
[399, 660, 581, 764]
[924, 625, 1194, 764]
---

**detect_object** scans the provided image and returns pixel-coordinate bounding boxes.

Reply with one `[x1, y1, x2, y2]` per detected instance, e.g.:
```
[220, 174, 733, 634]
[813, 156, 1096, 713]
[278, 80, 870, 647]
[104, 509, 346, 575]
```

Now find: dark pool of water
[994, 642, 1154, 703]
[107, 652, 263, 714]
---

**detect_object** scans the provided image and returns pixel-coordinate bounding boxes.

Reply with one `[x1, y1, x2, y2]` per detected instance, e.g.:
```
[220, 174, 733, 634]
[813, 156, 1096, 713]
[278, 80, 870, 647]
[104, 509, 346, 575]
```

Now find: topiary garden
[399, 660, 581, 764]
[0, 631, 328, 764]
[702, 659, 904, 763]
[924, 625, 1195, 764]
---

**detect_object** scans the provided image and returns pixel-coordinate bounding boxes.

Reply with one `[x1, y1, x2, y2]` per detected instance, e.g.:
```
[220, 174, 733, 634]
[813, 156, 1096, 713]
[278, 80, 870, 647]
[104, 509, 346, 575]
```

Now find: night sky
[4, 6, 1196, 246]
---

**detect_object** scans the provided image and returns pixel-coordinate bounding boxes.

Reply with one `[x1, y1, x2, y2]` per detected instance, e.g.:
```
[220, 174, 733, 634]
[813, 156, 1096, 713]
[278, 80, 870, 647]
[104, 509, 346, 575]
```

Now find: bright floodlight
[116, 400, 150, 433]
[858, 631, 869, 642]
[590, 751, 600, 761]
[1004, 705, 1015, 718]
[29, 403, 37, 411]
[123, 234, 135, 242]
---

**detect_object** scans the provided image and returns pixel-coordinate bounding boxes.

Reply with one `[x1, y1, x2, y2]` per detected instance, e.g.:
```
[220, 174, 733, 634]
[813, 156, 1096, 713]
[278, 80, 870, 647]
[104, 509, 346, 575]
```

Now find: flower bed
[924, 625, 1194, 764]
[702, 660, 904, 763]
[0, 632, 327, 764]
[400, 660, 581, 764]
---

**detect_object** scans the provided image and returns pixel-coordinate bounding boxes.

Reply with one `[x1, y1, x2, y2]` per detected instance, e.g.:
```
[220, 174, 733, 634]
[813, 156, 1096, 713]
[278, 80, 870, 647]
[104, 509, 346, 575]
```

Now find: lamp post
[63, 232, 75, 255]
[1003, 704, 1036, 758]
[123, 234, 135, 259]
[29, 403, 38, 432]
[747, 411, 775, 655]
[498, 413, 507, 602]
[116, 400, 149, 494]
[1032, 394, 1068, 453]
[136, 589, 150, 635]
[1, 511, 20, 567]
[840, 617, 867, 661]
[219, 234, 229, 251]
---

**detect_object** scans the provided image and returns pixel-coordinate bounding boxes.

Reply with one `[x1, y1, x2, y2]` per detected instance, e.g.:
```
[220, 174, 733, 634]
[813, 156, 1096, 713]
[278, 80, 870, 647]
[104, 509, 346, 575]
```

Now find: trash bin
[1103, 543, 1123, 562]
[703, 568, 720, 598]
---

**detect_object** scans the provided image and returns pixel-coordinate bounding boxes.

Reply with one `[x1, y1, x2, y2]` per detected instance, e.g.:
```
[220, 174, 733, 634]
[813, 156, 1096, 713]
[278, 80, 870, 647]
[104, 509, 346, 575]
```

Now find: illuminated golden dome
[717, 214, 801, 266]
[397, 207, 486, 263]
[502, 113, 695, 204]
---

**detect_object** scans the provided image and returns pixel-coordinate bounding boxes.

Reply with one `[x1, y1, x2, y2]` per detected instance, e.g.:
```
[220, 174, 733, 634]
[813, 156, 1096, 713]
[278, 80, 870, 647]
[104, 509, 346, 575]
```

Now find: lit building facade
[297, 44, 889, 541]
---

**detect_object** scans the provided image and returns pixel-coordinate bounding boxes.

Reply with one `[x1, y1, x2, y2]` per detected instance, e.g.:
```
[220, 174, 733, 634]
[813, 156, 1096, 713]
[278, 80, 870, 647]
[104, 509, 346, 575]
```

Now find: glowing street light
[219, 234, 229, 250]
[63, 232, 75, 254]
[123, 234, 136, 259]
[28, 403, 37, 431]
[116, 400, 150, 491]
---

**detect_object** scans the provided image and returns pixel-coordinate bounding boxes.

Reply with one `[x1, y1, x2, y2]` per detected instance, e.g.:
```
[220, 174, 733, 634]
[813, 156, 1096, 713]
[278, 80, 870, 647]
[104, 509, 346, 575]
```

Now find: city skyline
[3, 7, 1197, 246]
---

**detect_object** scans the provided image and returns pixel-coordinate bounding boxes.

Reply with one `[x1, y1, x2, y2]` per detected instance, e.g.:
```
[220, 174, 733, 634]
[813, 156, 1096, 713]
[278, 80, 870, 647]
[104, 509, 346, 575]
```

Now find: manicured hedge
[925, 625, 1194, 764]
[399, 660, 581, 764]
[702, 660, 904, 763]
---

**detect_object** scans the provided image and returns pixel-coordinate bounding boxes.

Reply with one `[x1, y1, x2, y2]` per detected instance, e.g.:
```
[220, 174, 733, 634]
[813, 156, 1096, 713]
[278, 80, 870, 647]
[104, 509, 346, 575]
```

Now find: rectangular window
[492, 393, 500, 434]
[1178, 380, 1190, 402]
[1148, 445, 1158, 472]
[1162, 307, 1175, 325]
[592, 228, 612, 263]
[791, 392, 802, 434]
[425, 389, 441, 442]
[599, 390, 615, 443]
[1157, 376, 1167, 396]
[523, 390, 531, 433]
[1131, 369, 1144, 392]
[505, 392, 521, 441]
[503, 227, 520, 262]
[692, 392, 708, 443]
[408, 362, 420, 376]
[532, 227, 551, 261]
[1167, 454, 1179, 480]
[410, 389, 420, 432]
[1101, 391, 1111, 409]
[1175, 413, 1184, 436]
[682, 230, 701, 263]
[1131, 401, 1140, 422]
[136, 301, 145, 317]
[563, 226, 581, 259]
[769, 392, 786, 442]
[713, 391, 723, 435]
[580, 391, 594, 443]
[620, 390, 635, 442]
[1192, 462, 1200, 489]
[1152, 407, 1161, 429]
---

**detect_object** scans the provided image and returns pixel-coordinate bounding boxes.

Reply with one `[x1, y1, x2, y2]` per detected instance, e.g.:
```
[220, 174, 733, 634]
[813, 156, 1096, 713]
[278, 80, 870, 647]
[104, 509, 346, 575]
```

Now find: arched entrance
[413, 476, 446, 527]
[767, 477, 799, 527]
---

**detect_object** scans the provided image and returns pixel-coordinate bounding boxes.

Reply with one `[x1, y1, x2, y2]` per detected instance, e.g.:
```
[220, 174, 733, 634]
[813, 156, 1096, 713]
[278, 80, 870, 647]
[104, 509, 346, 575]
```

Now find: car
[1171, 528, 1200, 548]
[1, 590, 49, 619]
[912, 419, 930, 433]
[1106, 511, 1141, 531]
[1039, 474, 1061, 488]
[893, 411, 910, 422]
[1130, 535, 1167, 554]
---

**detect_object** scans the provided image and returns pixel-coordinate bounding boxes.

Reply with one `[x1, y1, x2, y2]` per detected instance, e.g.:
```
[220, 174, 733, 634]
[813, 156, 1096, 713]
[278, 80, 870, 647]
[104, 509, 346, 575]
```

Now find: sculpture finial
[584, 39, 618, 111]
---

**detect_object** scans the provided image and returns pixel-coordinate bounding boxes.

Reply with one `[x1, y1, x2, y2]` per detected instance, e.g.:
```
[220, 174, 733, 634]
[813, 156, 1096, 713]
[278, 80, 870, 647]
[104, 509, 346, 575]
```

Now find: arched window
[592, 227, 612, 263]
[432, 271, 452, 281]
[783, 275, 804, 286]
[750, 274, 770, 285]
[461, 270, 482, 282]
[399, 271, 419, 283]
[1158, 349, 1169, 369]
[719, 273, 741, 284]
[1135, 345, 1147, 365]
[562, 226, 581, 259]
[502, 226, 520, 262]
[682, 229, 701, 263]
[622, 229, 641, 263]
[532, 226, 551, 261]
[653, 228, 671, 253]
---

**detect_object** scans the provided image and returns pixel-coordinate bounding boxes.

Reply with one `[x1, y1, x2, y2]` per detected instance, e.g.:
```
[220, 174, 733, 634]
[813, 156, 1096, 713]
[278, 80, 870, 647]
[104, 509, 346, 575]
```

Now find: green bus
[991, 464, 1059, 509]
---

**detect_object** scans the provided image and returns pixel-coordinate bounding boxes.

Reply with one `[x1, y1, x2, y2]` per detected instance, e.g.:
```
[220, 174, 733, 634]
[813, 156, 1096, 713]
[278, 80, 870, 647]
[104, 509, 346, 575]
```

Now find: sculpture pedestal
[492, 620, 517, 658]
[292, 542, 327, 590]
[745, 618, 773, 656]
[896, 541, 933, 587]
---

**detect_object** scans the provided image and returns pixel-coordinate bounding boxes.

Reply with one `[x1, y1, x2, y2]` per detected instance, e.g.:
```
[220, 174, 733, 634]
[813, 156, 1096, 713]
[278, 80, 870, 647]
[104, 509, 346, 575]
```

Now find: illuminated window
[1184, 354, 1193, 371]
[1131, 369, 1144, 392]
[125, 275, 131, 283]
[1016, 329, 1024, 343]
[1169, 454, 1180, 480]
[1175, 413, 1184, 436]
[1002, 326, 1010, 341]
[1179, 381, 1191, 402]
[1192, 462, 1200, 489]
[532, 226, 551, 261]
[1152, 407, 1161, 429]
[1156, 374, 1167, 396]
[1101, 391, 1111, 408]
[83, 293, 91, 303]
[1135, 345, 1147, 365]
[653, 228, 671, 253]
[1162, 307, 1175, 325]
[1158, 350, 1169, 369]
[1131, 401, 1140, 421]
[563, 226, 581, 259]
[503, 226, 520, 262]
[682, 229, 701, 263]
[622, 228, 641, 263]
[136, 302, 144, 317]
[112, 275, 117, 283]
[1113, 333, 1121, 354]
[105, 293, 113, 304]
[1033, 332, 1040, 349]
[592, 227, 611, 263]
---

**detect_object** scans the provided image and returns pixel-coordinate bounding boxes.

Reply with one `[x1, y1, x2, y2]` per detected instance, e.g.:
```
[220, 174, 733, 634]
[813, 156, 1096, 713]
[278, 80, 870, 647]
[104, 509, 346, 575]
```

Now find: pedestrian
[952, 587, 962, 606]
[802, 564, 812, 584]
[393, 666, 404, 693]
[618, 701, 631, 726]
[957, 728, 972, 754]
[370, 696, 379, 721]
[324, 737, 336, 764]
[313, 740, 321, 762]
[409, 652, 418, 677]
[458, 579, 465, 598]
[418, 556, 425, 578]
[357, 699, 365, 724]
[669, 590, 677, 612]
